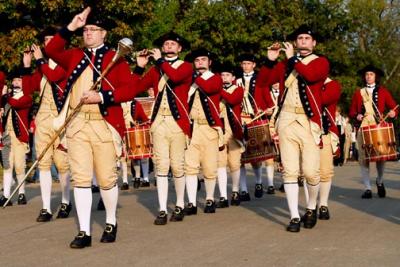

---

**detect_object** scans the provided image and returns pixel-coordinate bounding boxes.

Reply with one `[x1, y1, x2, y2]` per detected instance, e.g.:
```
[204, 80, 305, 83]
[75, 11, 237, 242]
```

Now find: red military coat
[349, 85, 398, 121]
[260, 54, 330, 129]
[45, 27, 142, 138]
[4, 93, 33, 143]
[131, 100, 149, 123]
[22, 60, 67, 112]
[220, 84, 244, 140]
[321, 79, 341, 154]
[190, 72, 223, 129]
[134, 59, 193, 136]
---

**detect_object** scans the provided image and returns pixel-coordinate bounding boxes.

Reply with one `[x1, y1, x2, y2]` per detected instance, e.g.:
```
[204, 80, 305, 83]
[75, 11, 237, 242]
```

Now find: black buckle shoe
[302, 209, 317, 229]
[361, 189, 372, 199]
[36, 209, 52, 222]
[278, 183, 285, 193]
[183, 203, 198, 216]
[230, 192, 241, 206]
[254, 184, 264, 198]
[170, 206, 184, 222]
[70, 231, 92, 249]
[120, 182, 129, 191]
[140, 181, 150, 187]
[132, 178, 141, 189]
[318, 206, 330, 220]
[266, 186, 275, 195]
[91, 185, 100, 193]
[216, 197, 229, 208]
[0, 196, 12, 206]
[17, 193, 27, 205]
[57, 203, 72, 219]
[239, 191, 251, 201]
[97, 198, 105, 211]
[376, 182, 386, 198]
[204, 200, 216, 213]
[100, 223, 118, 243]
[154, 211, 168, 225]
[286, 218, 301, 232]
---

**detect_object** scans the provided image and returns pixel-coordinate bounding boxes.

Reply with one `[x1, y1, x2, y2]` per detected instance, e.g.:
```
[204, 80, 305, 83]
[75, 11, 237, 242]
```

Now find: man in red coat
[184, 48, 223, 214]
[120, 98, 151, 190]
[349, 65, 398, 199]
[262, 25, 329, 232]
[45, 7, 142, 248]
[236, 53, 265, 201]
[216, 63, 244, 207]
[0, 70, 32, 206]
[313, 78, 341, 219]
[22, 27, 72, 222]
[135, 31, 192, 225]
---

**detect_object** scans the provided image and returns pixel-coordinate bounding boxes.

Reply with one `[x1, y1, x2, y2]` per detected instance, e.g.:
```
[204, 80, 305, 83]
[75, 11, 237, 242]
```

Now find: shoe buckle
[77, 231, 86, 238]
[206, 200, 213, 206]
[174, 208, 182, 214]
[105, 225, 113, 233]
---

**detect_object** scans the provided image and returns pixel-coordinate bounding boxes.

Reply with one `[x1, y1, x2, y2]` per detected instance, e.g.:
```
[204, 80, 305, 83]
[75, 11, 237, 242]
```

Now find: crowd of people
[0, 7, 398, 249]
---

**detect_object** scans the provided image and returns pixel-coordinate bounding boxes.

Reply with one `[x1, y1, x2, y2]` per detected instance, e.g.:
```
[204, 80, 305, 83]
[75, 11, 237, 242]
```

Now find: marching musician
[45, 7, 142, 248]
[0, 70, 32, 206]
[255, 77, 281, 194]
[22, 27, 72, 222]
[349, 65, 398, 199]
[120, 99, 150, 190]
[263, 25, 329, 232]
[236, 53, 265, 201]
[318, 78, 341, 219]
[216, 63, 244, 207]
[135, 31, 193, 225]
[184, 48, 223, 214]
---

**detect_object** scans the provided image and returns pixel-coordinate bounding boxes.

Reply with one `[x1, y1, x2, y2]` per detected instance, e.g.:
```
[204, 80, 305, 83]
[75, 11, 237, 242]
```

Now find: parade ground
[0, 161, 399, 267]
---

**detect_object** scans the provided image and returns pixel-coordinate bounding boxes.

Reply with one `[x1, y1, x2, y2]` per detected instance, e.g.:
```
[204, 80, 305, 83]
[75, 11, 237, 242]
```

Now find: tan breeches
[185, 123, 219, 179]
[151, 116, 186, 178]
[218, 133, 242, 172]
[279, 121, 320, 185]
[320, 134, 334, 182]
[35, 112, 69, 173]
[66, 117, 117, 190]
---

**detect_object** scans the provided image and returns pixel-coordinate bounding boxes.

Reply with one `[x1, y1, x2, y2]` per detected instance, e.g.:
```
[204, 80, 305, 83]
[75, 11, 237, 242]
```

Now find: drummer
[120, 98, 151, 190]
[349, 65, 398, 199]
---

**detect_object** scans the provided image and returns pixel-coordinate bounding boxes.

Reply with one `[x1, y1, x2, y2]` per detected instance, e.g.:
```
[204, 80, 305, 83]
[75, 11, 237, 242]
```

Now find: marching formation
[0, 7, 398, 249]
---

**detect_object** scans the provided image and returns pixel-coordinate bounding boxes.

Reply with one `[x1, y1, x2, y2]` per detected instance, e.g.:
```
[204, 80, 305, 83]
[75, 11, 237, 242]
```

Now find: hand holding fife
[23, 46, 33, 67]
[283, 42, 294, 59]
[136, 49, 150, 68]
[356, 114, 364, 121]
[81, 90, 102, 104]
[267, 42, 281, 61]
[68, 7, 91, 31]
[151, 48, 162, 61]
[31, 44, 43, 60]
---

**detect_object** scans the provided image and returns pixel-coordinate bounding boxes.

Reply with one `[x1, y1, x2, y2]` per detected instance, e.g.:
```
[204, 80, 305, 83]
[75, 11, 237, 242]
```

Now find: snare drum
[125, 125, 153, 159]
[241, 120, 275, 164]
[360, 122, 398, 162]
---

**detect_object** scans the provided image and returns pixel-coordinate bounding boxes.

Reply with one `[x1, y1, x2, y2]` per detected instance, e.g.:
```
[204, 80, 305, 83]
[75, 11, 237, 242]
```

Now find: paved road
[0, 161, 399, 266]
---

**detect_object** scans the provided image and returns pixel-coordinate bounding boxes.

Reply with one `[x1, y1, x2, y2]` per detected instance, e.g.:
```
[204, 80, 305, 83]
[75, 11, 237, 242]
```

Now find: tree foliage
[0, 0, 399, 111]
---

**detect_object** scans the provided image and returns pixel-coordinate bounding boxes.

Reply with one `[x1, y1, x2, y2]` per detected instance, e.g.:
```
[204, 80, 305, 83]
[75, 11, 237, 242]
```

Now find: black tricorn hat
[357, 65, 384, 77]
[185, 48, 216, 63]
[287, 24, 322, 42]
[217, 62, 235, 74]
[7, 68, 24, 80]
[37, 26, 58, 42]
[237, 53, 257, 63]
[153, 31, 190, 50]
[85, 12, 116, 31]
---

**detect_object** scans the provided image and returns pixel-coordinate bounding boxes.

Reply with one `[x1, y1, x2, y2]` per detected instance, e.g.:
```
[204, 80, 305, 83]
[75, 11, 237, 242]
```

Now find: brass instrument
[3, 38, 134, 208]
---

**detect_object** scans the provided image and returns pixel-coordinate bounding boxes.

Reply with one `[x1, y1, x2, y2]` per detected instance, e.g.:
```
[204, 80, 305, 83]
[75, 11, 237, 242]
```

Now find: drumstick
[382, 104, 399, 122]
[246, 110, 268, 124]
